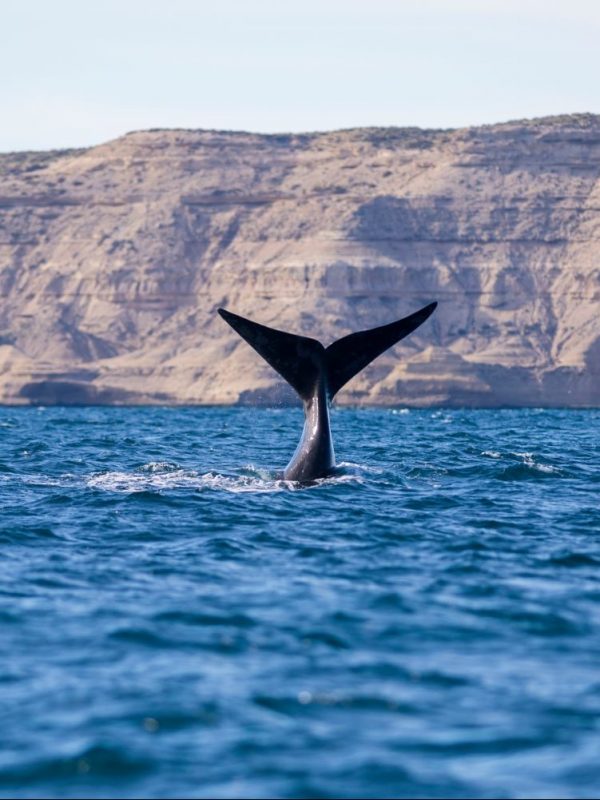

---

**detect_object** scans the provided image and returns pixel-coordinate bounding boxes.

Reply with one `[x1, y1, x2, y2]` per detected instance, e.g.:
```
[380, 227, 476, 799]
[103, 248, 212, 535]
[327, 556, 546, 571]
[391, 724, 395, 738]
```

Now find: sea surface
[0, 406, 599, 799]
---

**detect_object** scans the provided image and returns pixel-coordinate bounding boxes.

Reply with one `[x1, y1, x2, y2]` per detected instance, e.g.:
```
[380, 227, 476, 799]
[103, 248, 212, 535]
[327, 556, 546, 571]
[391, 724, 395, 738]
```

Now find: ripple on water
[0, 745, 152, 788]
[0, 407, 598, 799]
[477, 450, 563, 478]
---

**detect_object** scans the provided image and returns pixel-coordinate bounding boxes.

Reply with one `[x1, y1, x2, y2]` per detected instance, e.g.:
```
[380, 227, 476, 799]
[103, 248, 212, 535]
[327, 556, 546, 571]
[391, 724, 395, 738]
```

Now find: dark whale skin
[219, 303, 437, 482]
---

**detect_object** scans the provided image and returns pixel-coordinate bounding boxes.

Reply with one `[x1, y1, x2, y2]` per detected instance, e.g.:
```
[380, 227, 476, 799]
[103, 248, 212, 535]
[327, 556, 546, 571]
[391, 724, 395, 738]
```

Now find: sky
[2, 0, 600, 151]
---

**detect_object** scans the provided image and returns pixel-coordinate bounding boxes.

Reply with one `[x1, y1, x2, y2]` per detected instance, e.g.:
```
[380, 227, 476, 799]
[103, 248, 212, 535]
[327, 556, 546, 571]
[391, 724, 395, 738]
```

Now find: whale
[219, 302, 437, 482]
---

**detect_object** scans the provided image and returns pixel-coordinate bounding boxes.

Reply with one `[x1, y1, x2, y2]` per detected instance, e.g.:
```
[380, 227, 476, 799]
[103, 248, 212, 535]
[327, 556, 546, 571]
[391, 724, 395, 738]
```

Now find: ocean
[0, 406, 598, 798]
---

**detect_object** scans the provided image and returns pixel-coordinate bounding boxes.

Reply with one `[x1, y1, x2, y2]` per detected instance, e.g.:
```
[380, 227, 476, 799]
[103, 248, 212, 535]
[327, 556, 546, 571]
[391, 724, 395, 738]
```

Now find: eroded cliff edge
[0, 115, 598, 406]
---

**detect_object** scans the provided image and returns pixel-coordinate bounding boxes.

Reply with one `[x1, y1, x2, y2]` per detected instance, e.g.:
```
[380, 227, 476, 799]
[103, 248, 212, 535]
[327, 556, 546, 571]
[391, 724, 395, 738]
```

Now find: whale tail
[218, 302, 437, 401]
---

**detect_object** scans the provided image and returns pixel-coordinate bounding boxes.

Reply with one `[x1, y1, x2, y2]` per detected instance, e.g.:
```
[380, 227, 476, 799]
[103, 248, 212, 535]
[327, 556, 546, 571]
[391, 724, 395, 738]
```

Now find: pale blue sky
[2, 0, 600, 151]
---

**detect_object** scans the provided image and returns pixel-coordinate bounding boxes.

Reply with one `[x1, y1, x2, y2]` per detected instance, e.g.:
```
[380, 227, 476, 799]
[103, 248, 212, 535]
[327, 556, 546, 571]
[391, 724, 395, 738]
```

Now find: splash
[86, 466, 287, 494]
[85, 461, 370, 494]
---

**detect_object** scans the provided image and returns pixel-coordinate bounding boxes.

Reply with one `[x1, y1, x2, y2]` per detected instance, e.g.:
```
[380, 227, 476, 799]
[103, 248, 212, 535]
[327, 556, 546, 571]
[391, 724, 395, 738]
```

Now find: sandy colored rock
[0, 115, 598, 406]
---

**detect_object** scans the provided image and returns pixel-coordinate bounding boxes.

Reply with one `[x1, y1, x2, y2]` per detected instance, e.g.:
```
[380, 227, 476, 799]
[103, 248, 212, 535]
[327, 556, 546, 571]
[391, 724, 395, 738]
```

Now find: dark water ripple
[0, 407, 599, 798]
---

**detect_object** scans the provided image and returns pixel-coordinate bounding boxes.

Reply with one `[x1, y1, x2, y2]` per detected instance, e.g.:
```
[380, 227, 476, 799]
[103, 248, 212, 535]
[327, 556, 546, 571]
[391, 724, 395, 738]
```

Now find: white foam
[22, 474, 73, 487]
[431, 411, 453, 423]
[85, 461, 370, 494]
[138, 461, 180, 474]
[483, 451, 562, 475]
[514, 453, 561, 474]
[2, 461, 372, 496]
[337, 460, 384, 475]
[86, 468, 290, 494]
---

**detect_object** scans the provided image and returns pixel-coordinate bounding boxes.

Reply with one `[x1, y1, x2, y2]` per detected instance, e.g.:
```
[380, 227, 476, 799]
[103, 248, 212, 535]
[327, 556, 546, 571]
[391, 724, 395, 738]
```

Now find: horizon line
[2, 111, 599, 157]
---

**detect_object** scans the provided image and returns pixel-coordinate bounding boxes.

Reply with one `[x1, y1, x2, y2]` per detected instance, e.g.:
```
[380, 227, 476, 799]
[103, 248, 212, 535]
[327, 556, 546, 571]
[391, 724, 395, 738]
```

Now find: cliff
[0, 114, 598, 406]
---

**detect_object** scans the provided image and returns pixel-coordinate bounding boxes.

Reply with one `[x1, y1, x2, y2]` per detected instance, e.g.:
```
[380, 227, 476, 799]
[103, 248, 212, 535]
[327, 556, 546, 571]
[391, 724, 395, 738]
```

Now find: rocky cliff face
[0, 115, 598, 406]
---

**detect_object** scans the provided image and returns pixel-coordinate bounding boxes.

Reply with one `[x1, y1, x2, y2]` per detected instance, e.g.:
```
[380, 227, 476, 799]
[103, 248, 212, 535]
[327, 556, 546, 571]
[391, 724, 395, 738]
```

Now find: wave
[481, 450, 564, 479]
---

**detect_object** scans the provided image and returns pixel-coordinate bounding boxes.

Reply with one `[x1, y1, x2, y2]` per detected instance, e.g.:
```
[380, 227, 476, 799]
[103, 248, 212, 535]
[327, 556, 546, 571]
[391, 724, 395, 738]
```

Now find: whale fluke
[325, 302, 437, 398]
[219, 302, 437, 481]
[218, 308, 325, 401]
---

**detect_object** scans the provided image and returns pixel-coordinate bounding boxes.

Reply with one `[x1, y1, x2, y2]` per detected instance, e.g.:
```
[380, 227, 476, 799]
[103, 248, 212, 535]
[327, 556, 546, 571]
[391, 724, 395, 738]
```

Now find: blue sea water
[0, 406, 598, 799]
